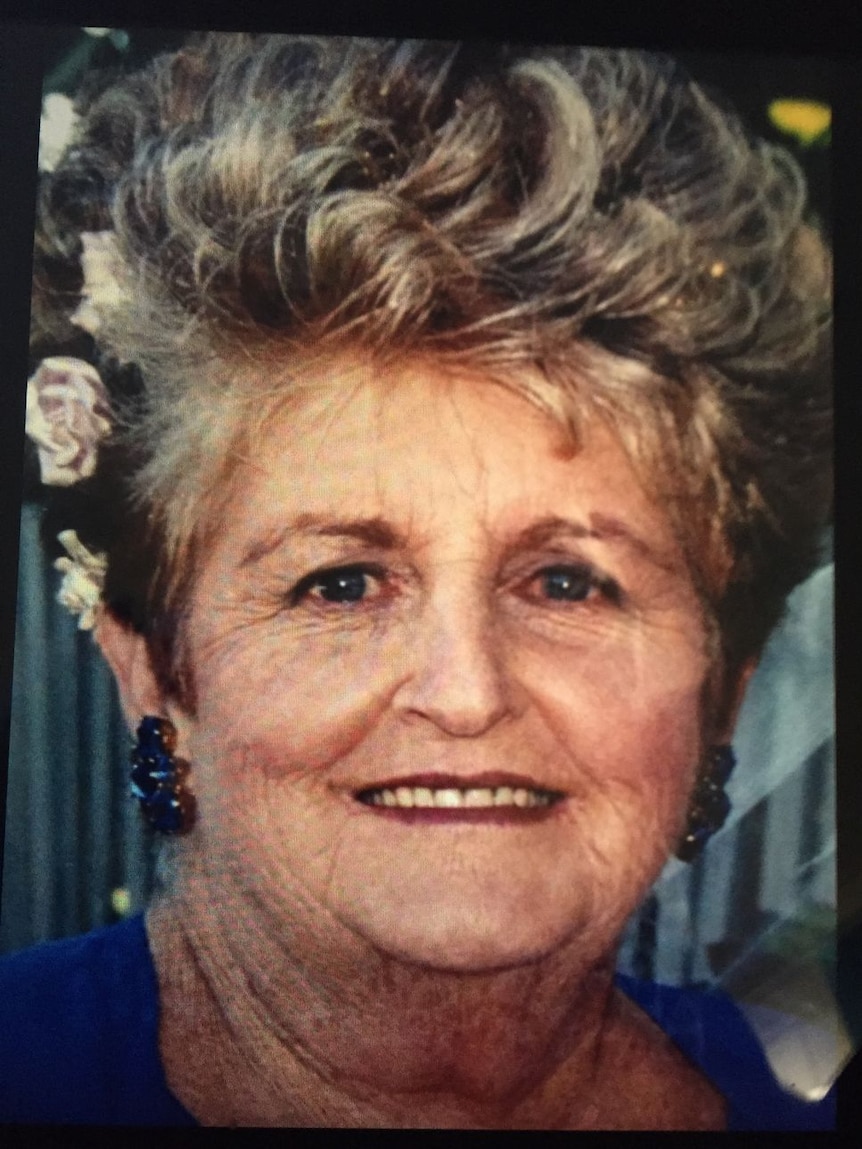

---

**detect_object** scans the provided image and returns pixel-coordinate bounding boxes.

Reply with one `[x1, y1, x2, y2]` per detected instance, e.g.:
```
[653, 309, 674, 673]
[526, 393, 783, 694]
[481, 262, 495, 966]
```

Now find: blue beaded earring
[130, 716, 195, 834]
[675, 744, 736, 862]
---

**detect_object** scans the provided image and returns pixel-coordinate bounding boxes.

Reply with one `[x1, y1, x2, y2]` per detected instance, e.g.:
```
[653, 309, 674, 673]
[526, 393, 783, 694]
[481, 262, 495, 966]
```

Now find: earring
[129, 715, 195, 834]
[675, 744, 736, 863]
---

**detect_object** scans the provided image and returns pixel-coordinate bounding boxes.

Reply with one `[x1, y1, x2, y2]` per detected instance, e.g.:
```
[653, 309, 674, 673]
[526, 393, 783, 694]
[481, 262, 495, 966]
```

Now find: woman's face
[171, 357, 715, 972]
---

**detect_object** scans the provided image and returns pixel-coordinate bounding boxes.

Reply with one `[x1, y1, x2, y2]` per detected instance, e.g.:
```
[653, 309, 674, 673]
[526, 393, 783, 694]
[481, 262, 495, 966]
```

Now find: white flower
[26, 356, 112, 486]
[38, 92, 79, 173]
[54, 530, 108, 630]
[70, 231, 129, 336]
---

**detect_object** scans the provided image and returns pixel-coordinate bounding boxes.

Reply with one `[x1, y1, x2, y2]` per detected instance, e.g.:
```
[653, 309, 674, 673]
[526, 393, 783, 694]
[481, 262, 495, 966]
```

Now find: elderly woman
[2, 34, 832, 1128]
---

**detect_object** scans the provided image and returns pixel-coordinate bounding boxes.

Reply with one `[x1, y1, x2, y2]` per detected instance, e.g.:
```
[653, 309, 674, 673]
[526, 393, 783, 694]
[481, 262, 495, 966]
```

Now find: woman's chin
[337, 899, 592, 973]
[312, 819, 644, 975]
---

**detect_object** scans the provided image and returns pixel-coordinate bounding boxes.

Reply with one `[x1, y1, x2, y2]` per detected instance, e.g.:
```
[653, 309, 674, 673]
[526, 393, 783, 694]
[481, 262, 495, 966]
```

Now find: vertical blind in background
[1, 502, 155, 954]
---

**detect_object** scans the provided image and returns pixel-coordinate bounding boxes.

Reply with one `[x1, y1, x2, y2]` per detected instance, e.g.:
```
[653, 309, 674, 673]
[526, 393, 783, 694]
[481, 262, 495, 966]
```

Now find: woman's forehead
[243, 357, 608, 485]
[220, 356, 682, 561]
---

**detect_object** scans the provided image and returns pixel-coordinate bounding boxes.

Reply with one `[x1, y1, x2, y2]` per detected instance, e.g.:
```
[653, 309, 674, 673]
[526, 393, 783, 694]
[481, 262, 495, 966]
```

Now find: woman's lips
[352, 772, 566, 822]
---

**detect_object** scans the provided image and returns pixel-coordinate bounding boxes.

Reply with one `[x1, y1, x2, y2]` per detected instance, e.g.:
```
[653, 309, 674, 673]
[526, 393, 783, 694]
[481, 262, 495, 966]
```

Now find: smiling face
[149, 356, 719, 972]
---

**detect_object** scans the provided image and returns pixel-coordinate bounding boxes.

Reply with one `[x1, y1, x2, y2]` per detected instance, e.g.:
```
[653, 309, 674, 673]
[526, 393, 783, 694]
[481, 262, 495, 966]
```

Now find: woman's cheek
[523, 629, 707, 831]
[189, 622, 408, 779]
[523, 616, 708, 727]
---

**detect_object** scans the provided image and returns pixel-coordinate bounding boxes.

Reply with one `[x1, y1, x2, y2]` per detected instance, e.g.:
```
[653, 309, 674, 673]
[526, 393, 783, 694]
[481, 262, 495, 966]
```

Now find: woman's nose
[393, 596, 512, 737]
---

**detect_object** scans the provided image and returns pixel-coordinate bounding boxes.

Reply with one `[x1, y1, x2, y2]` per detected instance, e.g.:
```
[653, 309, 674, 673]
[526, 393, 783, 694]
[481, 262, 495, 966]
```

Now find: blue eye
[541, 566, 594, 601]
[291, 564, 381, 607]
[314, 568, 368, 602]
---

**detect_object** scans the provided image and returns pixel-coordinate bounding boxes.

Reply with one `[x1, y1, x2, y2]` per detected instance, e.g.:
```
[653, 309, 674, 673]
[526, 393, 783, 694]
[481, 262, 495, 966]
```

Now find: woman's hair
[30, 34, 832, 710]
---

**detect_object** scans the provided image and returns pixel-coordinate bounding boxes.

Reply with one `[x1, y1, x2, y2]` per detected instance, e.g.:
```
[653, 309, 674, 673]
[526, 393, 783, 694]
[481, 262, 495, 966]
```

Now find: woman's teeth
[359, 785, 560, 809]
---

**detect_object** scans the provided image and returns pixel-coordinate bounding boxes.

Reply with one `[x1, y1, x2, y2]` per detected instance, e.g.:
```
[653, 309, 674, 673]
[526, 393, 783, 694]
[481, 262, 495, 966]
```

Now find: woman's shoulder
[0, 914, 194, 1125]
[0, 911, 146, 982]
[615, 972, 836, 1131]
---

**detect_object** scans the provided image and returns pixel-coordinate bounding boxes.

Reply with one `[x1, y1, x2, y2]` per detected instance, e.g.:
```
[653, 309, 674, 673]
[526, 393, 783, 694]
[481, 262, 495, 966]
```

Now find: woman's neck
[146, 866, 724, 1129]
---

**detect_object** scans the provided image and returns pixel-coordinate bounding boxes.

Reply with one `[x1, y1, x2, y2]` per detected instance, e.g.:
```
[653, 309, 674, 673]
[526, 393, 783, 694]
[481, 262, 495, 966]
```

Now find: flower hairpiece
[26, 356, 111, 486]
[25, 356, 112, 627]
[54, 530, 107, 631]
[38, 92, 79, 174]
[71, 231, 129, 336]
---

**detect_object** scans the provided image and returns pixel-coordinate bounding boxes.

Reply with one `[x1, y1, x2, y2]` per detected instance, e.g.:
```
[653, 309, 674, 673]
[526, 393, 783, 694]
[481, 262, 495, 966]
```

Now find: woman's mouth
[352, 773, 566, 821]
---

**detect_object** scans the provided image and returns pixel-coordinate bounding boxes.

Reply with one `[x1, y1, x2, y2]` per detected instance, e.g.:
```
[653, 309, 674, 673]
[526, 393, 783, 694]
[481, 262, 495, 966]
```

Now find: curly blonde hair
[30, 34, 832, 710]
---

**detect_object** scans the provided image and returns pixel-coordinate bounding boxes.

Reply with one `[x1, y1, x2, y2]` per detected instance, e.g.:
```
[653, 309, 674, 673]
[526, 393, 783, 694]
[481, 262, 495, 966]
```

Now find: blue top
[0, 915, 836, 1128]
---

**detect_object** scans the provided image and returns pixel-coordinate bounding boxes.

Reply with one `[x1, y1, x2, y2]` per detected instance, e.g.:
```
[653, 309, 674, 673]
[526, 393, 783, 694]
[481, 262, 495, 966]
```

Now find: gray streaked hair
[31, 34, 832, 707]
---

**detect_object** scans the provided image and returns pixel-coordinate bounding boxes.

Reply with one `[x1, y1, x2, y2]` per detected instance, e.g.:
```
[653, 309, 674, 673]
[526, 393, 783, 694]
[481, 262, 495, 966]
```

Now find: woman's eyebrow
[239, 513, 674, 569]
[510, 514, 673, 569]
[238, 515, 404, 567]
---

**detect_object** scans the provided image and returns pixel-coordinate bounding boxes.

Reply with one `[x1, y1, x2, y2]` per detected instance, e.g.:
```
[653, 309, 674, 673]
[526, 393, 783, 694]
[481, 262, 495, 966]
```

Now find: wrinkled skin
[100, 356, 738, 1126]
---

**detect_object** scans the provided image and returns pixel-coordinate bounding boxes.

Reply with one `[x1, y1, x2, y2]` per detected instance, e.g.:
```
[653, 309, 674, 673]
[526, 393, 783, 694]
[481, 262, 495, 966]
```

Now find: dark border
[0, 0, 853, 54]
[0, 1, 856, 1138]
[0, 24, 49, 900]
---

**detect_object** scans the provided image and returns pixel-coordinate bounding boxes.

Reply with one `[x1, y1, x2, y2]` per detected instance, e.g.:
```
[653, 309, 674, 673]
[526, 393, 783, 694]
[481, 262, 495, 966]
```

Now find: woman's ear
[93, 607, 165, 733]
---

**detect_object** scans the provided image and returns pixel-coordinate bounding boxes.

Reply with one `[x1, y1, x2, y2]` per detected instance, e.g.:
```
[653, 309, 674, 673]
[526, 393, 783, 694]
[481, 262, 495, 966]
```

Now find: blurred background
[0, 25, 840, 1099]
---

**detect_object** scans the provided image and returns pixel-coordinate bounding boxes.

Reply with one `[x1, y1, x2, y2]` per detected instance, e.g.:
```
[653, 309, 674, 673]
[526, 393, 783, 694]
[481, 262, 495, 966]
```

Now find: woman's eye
[290, 565, 382, 606]
[532, 564, 620, 605]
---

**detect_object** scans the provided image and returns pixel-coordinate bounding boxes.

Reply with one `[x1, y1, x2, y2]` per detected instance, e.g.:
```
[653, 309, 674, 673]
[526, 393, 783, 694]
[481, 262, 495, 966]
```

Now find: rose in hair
[70, 231, 128, 336]
[53, 530, 107, 631]
[38, 92, 79, 174]
[25, 356, 111, 486]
